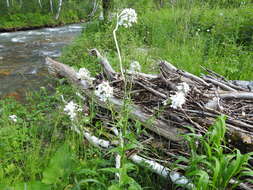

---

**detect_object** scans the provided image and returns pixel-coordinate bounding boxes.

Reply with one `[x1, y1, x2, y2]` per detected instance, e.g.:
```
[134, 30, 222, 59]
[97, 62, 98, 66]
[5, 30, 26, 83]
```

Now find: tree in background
[55, 0, 63, 20]
[6, 0, 10, 7]
[102, 0, 114, 21]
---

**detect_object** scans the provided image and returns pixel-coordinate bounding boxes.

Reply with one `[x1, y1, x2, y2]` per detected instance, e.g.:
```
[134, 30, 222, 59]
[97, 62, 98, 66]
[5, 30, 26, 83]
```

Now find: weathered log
[159, 61, 209, 86]
[232, 80, 253, 91]
[202, 76, 237, 92]
[46, 53, 253, 150]
[89, 48, 116, 81]
[45, 57, 186, 142]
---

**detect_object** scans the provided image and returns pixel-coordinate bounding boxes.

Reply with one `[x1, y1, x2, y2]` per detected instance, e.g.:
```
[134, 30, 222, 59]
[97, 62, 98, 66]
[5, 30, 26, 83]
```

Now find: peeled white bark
[6, 0, 10, 7]
[55, 0, 63, 20]
[50, 0, 53, 13]
[83, 132, 110, 148]
[38, 0, 42, 8]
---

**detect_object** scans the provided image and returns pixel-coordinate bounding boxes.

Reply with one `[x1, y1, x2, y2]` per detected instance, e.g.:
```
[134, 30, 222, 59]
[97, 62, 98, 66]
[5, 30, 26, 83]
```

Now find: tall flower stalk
[113, 16, 123, 79]
[113, 8, 137, 80]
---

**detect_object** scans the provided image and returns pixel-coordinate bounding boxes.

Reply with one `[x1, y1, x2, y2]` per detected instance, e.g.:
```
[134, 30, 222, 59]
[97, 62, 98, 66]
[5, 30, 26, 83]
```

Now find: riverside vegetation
[0, 0, 253, 189]
[0, 0, 93, 31]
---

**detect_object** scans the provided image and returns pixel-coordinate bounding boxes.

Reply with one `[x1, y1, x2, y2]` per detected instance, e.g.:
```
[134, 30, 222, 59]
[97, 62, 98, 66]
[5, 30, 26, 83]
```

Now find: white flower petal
[170, 92, 186, 109]
[9, 115, 17, 122]
[95, 81, 114, 102]
[118, 8, 137, 28]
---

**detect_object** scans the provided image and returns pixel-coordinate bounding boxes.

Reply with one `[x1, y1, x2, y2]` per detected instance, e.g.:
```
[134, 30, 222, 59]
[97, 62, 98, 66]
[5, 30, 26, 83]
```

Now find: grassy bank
[0, 0, 92, 31]
[0, 85, 168, 189]
[0, 0, 253, 189]
[62, 2, 253, 80]
[0, 13, 84, 32]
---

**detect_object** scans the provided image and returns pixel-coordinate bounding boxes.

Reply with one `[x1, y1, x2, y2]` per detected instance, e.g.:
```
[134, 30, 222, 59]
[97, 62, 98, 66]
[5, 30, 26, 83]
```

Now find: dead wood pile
[45, 49, 253, 189]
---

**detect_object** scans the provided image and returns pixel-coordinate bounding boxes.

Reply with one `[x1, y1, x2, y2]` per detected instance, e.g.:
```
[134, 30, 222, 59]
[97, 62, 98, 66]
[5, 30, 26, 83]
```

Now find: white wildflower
[176, 82, 190, 94]
[163, 82, 190, 109]
[170, 92, 186, 109]
[9, 115, 17, 122]
[129, 61, 141, 73]
[118, 8, 137, 28]
[207, 29, 210, 32]
[76, 68, 95, 84]
[95, 81, 113, 102]
[64, 101, 82, 121]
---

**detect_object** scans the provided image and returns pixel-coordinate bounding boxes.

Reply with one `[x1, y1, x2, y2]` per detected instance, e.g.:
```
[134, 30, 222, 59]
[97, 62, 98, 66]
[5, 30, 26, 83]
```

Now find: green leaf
[78, 179, 106, 188]
[99, 167, 119, 174]
[14, 182, 51, 190]
[108, 184, 121, 190]
[42, 144, 75, 185]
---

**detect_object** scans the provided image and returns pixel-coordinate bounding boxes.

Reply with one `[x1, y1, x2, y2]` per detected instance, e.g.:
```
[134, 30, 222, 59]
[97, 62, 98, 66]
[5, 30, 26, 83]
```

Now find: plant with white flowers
[95, 81, 113, 102]
[64, 101, 82, 121]
[9, 115, 17, 122]
[177, 82, 190, 94]
[118, 8, 138, 28]
[76, 68, 95, 85]
[113, 8, 138, 80]
[170, 92, 186, 109]
[163, 82, 190, 109]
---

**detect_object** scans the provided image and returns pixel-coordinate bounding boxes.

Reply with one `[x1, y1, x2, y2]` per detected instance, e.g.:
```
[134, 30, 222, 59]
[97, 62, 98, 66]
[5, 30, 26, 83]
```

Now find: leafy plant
[42, 143, 76, 185]
[176, 115, 253, 189]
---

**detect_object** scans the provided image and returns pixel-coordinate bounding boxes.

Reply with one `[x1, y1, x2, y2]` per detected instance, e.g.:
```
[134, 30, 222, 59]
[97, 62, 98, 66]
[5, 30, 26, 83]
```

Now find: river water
[0, 24, 83, 100]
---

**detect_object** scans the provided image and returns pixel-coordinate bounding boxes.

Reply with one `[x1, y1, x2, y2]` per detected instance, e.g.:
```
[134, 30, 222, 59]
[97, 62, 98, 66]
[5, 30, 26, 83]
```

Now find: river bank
[0, 11, 87, 33]
[0, 19, 85, 33]
[0, 0, 92, 32]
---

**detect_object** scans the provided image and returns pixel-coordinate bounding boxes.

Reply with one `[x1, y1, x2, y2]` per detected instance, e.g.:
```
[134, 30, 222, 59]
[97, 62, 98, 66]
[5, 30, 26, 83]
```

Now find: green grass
[175, 116, 253, 189]
[0, 85, 169, 189]
[0, 1, 93, 30]
[0, 11, 83, 30]
[61, 5, 253, 80]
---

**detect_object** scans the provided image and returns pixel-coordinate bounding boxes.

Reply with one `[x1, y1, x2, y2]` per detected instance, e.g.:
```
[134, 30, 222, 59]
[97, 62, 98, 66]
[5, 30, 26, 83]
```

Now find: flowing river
[0, 24, 83, 101]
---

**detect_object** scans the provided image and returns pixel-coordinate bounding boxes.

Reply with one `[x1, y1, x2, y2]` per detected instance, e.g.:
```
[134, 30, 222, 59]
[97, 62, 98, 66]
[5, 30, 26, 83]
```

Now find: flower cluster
[95, 81, 113, 102]
[129, 61, 141, 73]
[64, 101, 82, 121]
[163, 82, 190, 109]
[170, 92, 186, 109]
[9, 115, 17, 122]
[76, 68, 95, 84]
[170, 82, 190, 109]
[176, 82, 190, 94]
[118, 8, 137, 28]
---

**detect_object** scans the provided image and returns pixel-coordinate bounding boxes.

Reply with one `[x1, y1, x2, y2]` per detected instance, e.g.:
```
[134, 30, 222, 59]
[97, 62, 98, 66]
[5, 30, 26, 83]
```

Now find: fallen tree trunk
[46, 57, 186, 142]
[45, 48, 253, 152]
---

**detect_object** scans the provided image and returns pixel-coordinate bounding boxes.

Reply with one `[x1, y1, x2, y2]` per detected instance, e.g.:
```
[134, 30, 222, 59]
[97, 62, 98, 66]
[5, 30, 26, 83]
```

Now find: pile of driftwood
[45, 48, 253, 189]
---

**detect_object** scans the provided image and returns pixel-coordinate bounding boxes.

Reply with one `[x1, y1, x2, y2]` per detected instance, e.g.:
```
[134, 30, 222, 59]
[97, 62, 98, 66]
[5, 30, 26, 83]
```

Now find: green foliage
[176, 116, 253, 189]
[42, 144, 75, 185]
[61, 3, 253, 80]
[0, 0, 93, 30]
[0, 85, 167, 189]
